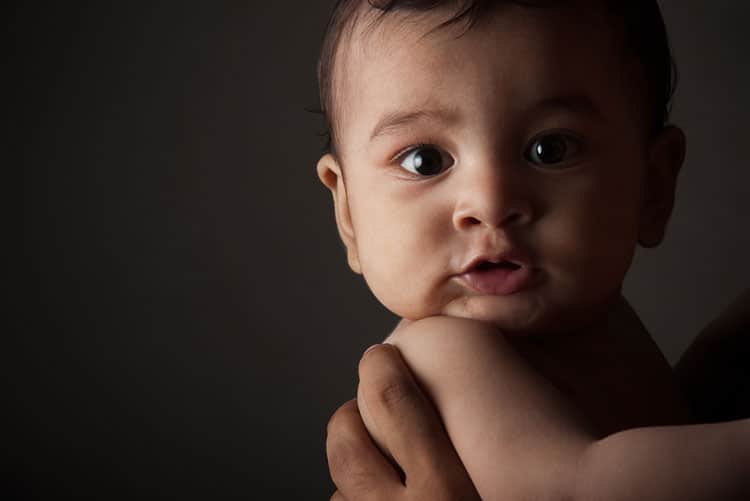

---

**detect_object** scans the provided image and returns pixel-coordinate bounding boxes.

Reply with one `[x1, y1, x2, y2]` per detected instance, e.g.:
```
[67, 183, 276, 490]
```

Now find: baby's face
[318, 4, 683, 335]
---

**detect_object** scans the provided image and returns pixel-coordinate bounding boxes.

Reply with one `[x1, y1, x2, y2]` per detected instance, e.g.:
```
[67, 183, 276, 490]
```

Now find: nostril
[456, 209, 529, 230]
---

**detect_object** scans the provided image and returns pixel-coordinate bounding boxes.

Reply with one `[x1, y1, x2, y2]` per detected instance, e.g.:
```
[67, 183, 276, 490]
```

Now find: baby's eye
[524, 132, 581, 167]
[399, 145, 454, 177]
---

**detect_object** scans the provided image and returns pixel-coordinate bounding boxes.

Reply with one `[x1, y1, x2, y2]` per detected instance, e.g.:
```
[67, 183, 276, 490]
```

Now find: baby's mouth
[459, 259, 531, 296]
[474, 260, 522, 272]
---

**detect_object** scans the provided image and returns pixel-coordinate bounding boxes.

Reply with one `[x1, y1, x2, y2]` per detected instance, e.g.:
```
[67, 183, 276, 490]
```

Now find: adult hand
[326, 343, 480, 500]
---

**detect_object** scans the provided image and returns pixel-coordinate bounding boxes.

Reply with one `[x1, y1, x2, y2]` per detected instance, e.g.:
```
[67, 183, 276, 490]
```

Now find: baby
[316, 0, 749, 499]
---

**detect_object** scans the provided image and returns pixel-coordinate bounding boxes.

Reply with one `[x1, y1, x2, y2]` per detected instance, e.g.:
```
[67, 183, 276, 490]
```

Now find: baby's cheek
[357, 231, 441, 320]
[364, 269, 431, 320]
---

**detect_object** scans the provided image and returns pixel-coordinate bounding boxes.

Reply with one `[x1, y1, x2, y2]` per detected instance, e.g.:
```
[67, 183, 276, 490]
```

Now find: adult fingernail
[363, 344, 381, 357]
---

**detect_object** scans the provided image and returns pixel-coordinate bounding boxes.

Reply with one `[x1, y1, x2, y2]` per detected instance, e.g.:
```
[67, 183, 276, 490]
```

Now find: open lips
[459, 258, 532, 295]
[473, 260, 522, 271]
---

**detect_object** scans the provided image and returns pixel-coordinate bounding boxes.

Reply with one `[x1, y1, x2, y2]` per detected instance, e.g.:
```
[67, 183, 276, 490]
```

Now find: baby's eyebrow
[369, 108, 459, 142]
[528, 94, 606, 124]
[368, 94, 605, 142]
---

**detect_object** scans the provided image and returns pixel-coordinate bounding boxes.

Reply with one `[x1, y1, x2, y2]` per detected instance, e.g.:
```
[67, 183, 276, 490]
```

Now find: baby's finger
[357, 344, 473, 490]
[326, 399, 403, 500]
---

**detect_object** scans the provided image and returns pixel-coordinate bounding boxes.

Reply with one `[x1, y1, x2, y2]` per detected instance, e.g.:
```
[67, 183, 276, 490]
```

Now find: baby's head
[316, 0, 686, 335]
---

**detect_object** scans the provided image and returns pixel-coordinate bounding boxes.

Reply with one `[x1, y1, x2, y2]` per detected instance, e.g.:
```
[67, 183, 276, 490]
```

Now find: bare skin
[500, 295, 690, 436]
[317, 2, 748, 499]
[326, 291, 750, 500]
[370, 295, 689, 442]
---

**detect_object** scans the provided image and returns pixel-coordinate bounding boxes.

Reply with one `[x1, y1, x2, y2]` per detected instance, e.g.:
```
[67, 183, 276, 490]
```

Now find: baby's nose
[451, 166, 534, 231]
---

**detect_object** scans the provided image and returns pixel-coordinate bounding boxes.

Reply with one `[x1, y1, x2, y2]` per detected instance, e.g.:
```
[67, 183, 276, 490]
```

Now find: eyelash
[392, 140, 441, 164]
[390, 130, 583, 175]
[524, 130, 584, 166]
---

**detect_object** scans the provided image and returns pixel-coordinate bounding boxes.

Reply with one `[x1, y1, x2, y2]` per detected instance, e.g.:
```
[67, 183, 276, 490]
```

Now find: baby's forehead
[332, 8, 476, 129]
[333, 4, 636, 136]
[337, 4, 628, 100]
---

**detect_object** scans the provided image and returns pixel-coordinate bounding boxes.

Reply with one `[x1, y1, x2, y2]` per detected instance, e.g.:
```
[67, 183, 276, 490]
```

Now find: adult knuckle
[326, 438, 378, 497]
[326, 429, 355, 479]
[327, 399, 358, 436]
[371, 374, 414, 412]
[327, 401, 352, 430]
[358, 345, 416, 411]
[326, 402, 379, 496]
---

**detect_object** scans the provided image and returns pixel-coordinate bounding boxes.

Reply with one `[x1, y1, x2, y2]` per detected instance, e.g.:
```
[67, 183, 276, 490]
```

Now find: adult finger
[326, 399, 403, 500]
[357, 344, 475, 492]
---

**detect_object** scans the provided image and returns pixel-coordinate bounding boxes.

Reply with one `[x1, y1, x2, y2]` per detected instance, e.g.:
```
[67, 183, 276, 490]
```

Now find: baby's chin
[384, 292, 548, 336]
[439, 292, 550, 336]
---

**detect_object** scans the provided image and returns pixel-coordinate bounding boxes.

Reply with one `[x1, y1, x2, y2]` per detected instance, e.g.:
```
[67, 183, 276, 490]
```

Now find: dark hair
[316, 0, 677, 158]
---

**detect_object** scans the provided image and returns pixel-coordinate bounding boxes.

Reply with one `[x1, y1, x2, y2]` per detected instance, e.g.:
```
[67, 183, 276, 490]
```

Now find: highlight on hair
[315, 0, 677, 157]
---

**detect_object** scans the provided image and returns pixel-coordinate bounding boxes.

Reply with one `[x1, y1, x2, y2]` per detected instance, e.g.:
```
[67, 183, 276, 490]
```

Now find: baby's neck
[509, 294, 691, 436]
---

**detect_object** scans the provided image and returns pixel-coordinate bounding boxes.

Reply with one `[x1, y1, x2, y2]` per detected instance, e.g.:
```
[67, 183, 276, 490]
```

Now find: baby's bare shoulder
[385, 316, 522, 384]
[388, 315, 501, 347]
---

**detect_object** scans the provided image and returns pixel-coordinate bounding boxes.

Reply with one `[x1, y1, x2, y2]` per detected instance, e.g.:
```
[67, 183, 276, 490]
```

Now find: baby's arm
[578, 418, 749, 500]
[358, 316, 750, 500]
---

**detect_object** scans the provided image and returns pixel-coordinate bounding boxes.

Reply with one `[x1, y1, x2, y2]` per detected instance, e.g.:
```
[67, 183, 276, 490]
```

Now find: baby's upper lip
[459, 249, 533, 274]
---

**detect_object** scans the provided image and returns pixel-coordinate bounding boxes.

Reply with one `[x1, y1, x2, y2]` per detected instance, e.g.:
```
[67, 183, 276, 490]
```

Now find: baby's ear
[638, 126, 686, 248]
[316, 154, 362, 274]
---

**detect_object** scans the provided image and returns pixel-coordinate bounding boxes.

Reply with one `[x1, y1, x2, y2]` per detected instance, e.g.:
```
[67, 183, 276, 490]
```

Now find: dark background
[12, 1, 749, 499]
